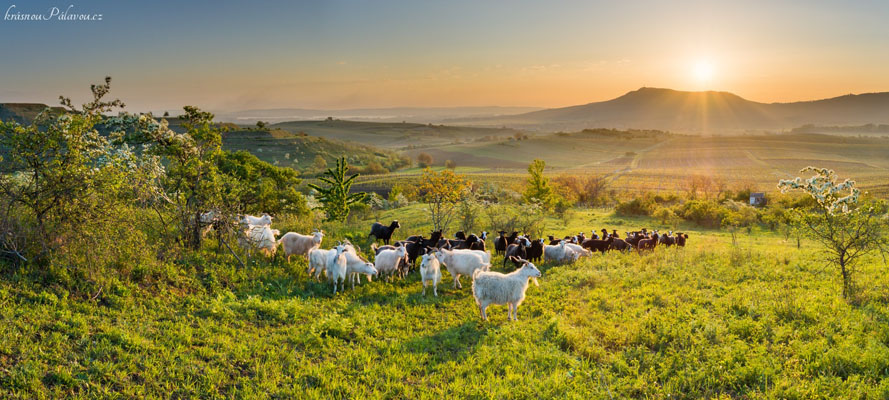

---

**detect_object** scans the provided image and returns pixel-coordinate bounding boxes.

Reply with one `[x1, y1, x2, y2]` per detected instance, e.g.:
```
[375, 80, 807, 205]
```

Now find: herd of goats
[232, 215, 690, 321]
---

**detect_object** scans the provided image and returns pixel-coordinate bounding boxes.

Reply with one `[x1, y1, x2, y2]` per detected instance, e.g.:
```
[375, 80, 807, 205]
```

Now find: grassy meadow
[3, 207, 889, 398]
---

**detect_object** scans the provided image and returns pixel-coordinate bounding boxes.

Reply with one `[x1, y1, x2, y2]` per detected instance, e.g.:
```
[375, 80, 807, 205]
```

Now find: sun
[692, 60, 715, 84]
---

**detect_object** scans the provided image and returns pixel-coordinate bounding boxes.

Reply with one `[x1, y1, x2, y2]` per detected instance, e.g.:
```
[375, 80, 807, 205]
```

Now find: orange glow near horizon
[3, 1, 889, 111]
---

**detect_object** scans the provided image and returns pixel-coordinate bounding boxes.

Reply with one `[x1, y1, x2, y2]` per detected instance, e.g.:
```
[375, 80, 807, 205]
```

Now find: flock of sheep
[232, 215, 690, 321]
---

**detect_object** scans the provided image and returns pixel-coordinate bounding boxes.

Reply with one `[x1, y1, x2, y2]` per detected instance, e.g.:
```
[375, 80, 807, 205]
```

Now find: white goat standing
[240, 213, 273, 227]
[278, 230, 324, 262]
[326, 243, 348, 294]
[419, 252, 442, 296]
[375, 246, 407, 281]
[239, 225, 279, 257]
[471, 257, 542, 321]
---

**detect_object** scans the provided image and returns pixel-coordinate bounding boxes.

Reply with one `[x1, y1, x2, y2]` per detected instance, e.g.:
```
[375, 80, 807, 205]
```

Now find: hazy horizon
[3, 0, 889, 112]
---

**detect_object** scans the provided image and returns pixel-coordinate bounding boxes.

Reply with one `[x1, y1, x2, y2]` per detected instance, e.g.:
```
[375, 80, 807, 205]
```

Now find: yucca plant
[308, 157, 366, 222]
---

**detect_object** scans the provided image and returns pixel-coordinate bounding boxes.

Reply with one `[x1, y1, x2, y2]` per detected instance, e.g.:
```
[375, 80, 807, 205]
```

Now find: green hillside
[272, 119, 527, 150]
[0, 103, 67, 125]
[156, 117, 409, 175]
[217, 128, 409, 174]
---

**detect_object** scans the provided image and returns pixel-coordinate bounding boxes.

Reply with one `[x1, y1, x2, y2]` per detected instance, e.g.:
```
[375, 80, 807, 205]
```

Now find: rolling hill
[271, 119, 527, 150]
[453, 88, 889, 134]
[160, 118, 409, 174]
[0, 106, 407, 176]
[0, 103, 67, 125]
[214, 106, 542, 124]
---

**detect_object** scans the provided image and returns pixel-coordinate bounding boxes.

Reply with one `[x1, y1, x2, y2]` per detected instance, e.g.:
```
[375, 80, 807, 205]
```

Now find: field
[326, 128, 889, 197]
[3, 207, 889, 398]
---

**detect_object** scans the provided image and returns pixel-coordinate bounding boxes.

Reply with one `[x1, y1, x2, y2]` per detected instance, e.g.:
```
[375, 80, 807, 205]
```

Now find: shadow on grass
[400, 321, 488, 366]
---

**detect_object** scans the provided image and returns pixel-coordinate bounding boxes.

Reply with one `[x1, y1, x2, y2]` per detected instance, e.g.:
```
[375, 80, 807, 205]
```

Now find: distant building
[750, 192, 767, 207]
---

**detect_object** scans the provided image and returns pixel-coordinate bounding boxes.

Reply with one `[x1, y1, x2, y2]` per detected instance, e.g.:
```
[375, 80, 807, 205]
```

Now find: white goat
[419, 253, 442, 296]
[240, 213, 273, 227]
[278, 230, 324, 262]
[238, 225, 279, 257]
[434, 248, 491, 290]
[375, 246, 407, 281]
[564, 243, 592, 259]
[307, 247, 332, 280]
[343, 251, 378, 290]
[447, 248, 491, 264]
[326, 244, 348, 294]
[544, 241, 577, 264]
[471, 257, 542, 321]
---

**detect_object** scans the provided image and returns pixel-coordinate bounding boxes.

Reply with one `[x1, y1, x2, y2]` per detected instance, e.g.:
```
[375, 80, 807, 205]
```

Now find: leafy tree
[308, 157, 366, 222]
[0, 77, 160, 264]
[255, 121, 267, 129]
[417, 152, 433, 168]
[523, 159, 554, 208]
[445, 159, 457, 169]
[133, 106, 228, 249]
[419, 168, 470, 232]
[215, 151, 308, 215]
[778, 167, 889, 299]
[552, 175, 610, 206]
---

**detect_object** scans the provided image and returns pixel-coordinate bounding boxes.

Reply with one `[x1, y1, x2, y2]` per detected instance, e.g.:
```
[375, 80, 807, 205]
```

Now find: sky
[2, 0, 889, 112]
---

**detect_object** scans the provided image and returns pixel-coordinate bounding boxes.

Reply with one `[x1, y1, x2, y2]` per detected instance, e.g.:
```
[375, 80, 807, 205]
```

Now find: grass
[2, 208, 889, 398]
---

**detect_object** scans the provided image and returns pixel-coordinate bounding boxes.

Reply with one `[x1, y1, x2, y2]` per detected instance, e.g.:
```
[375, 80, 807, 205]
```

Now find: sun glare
[692, 60, 715, 84]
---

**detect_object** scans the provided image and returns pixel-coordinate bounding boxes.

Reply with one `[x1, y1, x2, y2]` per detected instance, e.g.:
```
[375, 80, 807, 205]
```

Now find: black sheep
[469, 238, 486, 251]
[659, 231, 676, 247]
[503, 237, 530, 268]
[675, 233, 689, 247]
[494, 231, 518, 255]
[526, 238, 544, 262]
[608, 237, 632, 252]
[369, 220, 401, 245]
[637, 232, 660, 251]
[581, 237, 611, 253]
[454, 231, 467, 240]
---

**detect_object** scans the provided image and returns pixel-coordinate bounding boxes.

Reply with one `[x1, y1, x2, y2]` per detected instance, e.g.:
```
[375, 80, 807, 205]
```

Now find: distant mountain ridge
[214, 106, 543, 124]
[454, 87, 889, 133]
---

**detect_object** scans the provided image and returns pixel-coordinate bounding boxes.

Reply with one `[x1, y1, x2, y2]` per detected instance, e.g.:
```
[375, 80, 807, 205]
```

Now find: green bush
[679, 199, 727, 228]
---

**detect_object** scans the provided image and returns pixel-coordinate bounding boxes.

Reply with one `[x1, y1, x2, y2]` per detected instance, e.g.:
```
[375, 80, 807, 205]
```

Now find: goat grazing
[544, 241, 579, 264]
[434, 248, 491, 290]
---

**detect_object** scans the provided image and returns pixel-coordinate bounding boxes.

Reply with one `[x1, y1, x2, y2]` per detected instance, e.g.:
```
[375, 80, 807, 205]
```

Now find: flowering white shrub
[776, 166, 887, 300]
[778, 167, 860, 214]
